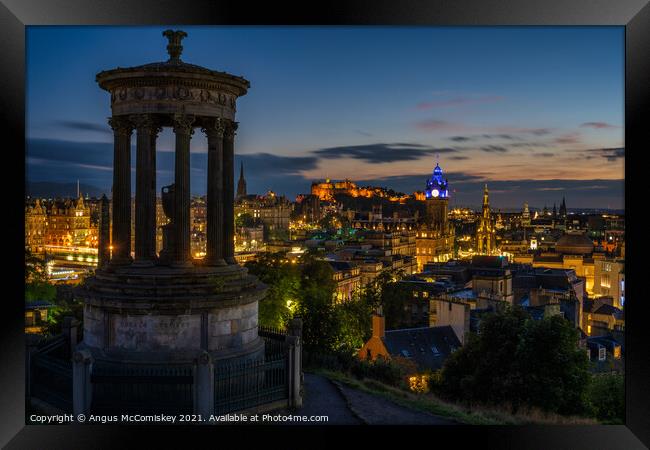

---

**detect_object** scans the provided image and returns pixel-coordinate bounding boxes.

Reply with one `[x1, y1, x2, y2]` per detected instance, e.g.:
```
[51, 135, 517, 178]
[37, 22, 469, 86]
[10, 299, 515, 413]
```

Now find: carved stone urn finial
[162, 29, 188, 63]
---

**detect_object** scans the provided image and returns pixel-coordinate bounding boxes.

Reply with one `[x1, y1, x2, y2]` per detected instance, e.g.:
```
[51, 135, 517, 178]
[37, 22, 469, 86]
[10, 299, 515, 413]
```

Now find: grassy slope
[311, 369, 598, 425]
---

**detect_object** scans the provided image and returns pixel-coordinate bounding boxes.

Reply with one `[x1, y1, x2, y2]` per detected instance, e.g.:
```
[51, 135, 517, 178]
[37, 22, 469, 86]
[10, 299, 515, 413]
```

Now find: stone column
[202, 118, 226, 266]
[131, 114, 158, 266]
[98, 194, 110, 267]
[172, 114, 195, 266]
[150, 124, 161, 256]
[108, 117, 133, 264]
[223, 121, 238, 264]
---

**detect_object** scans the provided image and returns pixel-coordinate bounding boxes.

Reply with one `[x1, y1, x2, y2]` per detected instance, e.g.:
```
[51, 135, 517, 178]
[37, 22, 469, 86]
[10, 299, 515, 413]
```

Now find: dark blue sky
[26, 26, 624, 209]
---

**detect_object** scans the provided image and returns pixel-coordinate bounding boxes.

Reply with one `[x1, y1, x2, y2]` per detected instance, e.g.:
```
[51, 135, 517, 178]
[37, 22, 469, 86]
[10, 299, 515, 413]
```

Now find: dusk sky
[26, 26, 624, 209]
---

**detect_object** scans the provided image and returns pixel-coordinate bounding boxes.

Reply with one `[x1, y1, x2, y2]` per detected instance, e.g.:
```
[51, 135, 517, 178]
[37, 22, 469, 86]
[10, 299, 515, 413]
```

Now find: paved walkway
[286, 373, 458, 425]
[289, 373, 362, 424]
[334, 381, 458, 425]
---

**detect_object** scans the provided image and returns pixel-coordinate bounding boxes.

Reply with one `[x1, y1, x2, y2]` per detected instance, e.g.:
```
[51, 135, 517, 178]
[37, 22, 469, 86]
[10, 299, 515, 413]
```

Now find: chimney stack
[372, 313, 385, 339]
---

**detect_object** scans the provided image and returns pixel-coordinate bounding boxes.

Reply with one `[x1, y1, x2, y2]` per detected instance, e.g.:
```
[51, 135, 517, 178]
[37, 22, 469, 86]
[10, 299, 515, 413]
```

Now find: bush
[439, 307, 591, 416]
[586, 373, 625, 424]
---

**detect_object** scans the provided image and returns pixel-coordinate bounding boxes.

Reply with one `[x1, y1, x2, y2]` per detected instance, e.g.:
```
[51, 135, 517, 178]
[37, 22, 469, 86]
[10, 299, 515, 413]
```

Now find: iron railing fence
[90, 363, 194, 415]
[213, 353, 287, 415]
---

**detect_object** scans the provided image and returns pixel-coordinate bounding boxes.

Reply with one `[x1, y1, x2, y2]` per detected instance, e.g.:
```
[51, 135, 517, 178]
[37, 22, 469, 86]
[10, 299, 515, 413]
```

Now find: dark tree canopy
[439, 306, 591, 416]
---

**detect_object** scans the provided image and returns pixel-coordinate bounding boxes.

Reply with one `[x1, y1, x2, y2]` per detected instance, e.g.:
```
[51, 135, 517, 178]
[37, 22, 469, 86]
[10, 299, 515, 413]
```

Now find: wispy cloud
[480, 145, 509, 153]
[494, 127, 552, 136]
[414, 120, 471, 132]
[580, 122, 620, 129]
[554, 132, 581, 145]
[582, 147, 625, 162]
[54, 120, 112, 135]
[312, 143, 456, 163]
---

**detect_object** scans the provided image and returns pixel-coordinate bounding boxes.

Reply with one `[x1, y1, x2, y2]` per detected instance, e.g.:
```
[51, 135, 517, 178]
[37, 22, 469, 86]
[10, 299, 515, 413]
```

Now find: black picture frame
[3, 0, 648, 448]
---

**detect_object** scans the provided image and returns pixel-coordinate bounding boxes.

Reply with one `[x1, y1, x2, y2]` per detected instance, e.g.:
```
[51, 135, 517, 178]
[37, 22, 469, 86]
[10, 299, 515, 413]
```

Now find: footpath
[286, 373, 459, 425]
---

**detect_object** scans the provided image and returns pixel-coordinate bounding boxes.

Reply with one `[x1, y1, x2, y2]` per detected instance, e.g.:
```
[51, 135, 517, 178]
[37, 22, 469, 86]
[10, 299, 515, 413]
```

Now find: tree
[25, 248, 56, 302]
[318, 212, 340, 232]
[249, 251, 375, 357]
[245, 252, 299, 328]
[439, 306, 591, 416]
[367, 269, 409, 330]
[334, 290, 373, 354]
[586, 373, 624, 424]
[296, 256, 338, 352]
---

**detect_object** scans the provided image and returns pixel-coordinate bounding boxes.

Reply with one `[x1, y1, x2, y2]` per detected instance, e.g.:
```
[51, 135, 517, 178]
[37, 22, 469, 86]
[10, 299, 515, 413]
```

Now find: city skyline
[26, 26, 624, 208]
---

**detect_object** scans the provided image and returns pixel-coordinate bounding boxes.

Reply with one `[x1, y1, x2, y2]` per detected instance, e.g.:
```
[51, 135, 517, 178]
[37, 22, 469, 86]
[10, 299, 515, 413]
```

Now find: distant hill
[26, 182, 107, 199]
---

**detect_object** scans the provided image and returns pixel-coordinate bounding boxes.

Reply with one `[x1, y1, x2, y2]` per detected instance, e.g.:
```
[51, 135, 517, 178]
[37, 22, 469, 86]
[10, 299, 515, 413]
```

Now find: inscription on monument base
[110, 314, 201, 351]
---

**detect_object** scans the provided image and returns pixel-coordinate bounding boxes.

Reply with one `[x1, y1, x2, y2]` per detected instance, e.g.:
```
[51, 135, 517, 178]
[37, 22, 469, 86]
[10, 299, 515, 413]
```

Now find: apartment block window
[598, 347, 606, 361]
[601, 274, 611, 289]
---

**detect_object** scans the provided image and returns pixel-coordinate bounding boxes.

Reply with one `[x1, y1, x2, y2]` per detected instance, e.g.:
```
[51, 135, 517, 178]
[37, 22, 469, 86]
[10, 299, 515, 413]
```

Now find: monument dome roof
[96, 29, 249, 94]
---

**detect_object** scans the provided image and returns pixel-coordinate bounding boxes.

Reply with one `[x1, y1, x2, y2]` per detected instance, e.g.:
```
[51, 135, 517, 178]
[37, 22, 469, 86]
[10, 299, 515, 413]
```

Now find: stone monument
[75, 31, 267, 405]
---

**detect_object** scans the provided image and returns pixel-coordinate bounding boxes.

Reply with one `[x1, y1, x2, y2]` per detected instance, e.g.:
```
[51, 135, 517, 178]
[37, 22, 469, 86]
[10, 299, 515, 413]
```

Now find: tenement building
[25, 199, 47, 253]
[415, 162, 455, 271]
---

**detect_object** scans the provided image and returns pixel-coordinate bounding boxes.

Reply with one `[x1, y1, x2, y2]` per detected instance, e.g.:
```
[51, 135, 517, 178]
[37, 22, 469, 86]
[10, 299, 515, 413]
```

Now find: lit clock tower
[425, 162, 449, 232]
[416, 160, 454, 271]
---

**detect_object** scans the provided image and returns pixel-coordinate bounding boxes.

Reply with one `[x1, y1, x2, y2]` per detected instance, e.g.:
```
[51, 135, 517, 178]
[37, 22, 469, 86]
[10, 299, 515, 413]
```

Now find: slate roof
[327, 260, 357, 271]
[594, 303, 624, 319]
[25, 300, 56, 310]
[383, 325, 461, 371]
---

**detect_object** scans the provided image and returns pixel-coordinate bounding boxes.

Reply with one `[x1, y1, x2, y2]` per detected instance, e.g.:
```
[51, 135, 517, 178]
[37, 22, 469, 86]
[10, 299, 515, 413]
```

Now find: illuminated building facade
[310, 178, 413, 203]
[593, 258, 625, 308]
[475, 184, 496, 255]
[294, 194, 322, 224]
[190, 196, 207, 257]
[235, 191, 291, 239]
[363, 229, 416, 257]
[45, 195, 94, 247]
[25, 199, 47, 252]
[328, 260, 362, 303]
[416, 162, 455, 271]
[521, 202, 531, 227]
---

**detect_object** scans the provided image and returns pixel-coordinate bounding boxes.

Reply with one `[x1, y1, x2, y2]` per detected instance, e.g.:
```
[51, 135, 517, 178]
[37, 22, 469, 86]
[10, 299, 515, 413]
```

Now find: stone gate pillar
[193, 351, 214, 417]
[72, 349, 93, 416]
